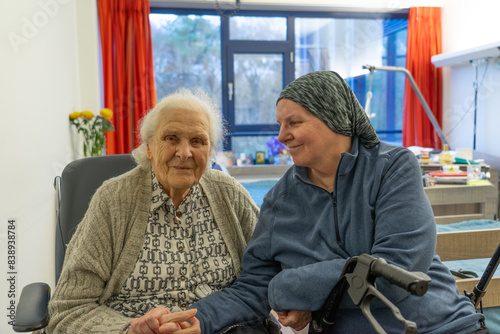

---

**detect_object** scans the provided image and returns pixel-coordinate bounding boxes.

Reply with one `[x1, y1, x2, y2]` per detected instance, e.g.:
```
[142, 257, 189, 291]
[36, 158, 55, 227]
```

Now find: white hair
[132, 87, 226, 169]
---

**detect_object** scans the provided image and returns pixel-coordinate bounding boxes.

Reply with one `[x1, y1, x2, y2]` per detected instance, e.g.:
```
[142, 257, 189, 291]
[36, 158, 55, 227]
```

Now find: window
[150, 8, 408, 158]
[229, 16, 287, 41]
[349, 21, 408, 145]
[295, 18, 408, 146]
[149, 13, 222, 107]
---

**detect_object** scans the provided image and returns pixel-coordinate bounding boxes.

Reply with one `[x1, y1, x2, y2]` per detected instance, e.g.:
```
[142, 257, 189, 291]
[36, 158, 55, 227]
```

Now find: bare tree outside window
[150, 14, 222, 106]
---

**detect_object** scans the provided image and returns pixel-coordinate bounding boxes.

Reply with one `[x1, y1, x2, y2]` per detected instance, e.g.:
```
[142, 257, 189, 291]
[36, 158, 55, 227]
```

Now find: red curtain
[403, 7, 442, 148]
[98, 0, 157, 154]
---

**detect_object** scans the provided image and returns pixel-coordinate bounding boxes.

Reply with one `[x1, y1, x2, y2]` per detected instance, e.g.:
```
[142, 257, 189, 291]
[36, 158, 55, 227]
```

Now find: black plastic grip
[477, 243, 500, 292]
[371, 257, 431, 296]
[13, 282, 51, 332]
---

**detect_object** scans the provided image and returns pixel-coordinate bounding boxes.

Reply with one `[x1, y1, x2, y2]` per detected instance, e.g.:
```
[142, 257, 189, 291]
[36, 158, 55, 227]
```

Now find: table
[424, 182, 498, 224]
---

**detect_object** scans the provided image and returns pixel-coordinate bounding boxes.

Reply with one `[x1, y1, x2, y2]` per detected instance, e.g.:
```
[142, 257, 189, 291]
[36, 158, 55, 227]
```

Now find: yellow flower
[69, 111, 81, 120]
[81, 111, 94, 120]
[100, 108, 113, 120]
[69, 109, 115, 157]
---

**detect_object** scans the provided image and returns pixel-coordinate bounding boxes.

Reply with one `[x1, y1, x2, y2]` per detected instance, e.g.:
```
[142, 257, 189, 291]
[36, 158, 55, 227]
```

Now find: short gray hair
[132, 87, 226, 169]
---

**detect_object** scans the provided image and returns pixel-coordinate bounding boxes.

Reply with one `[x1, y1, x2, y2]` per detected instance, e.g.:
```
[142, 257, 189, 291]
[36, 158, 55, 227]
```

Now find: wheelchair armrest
[13, 282, 51, 332]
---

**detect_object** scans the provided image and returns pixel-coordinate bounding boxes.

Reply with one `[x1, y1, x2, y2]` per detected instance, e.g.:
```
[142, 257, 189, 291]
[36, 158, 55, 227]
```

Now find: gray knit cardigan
[48, 166, 259, 333]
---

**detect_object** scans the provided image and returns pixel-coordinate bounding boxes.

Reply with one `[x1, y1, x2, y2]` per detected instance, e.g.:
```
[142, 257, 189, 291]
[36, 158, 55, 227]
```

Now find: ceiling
[150, 0, 443, 13]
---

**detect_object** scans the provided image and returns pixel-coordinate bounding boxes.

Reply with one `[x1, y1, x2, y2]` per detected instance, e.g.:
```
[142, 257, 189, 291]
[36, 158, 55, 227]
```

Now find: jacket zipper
[221, 324, 245, 333]
[333, 195, 340, 242]
[333, 155, 344, 243]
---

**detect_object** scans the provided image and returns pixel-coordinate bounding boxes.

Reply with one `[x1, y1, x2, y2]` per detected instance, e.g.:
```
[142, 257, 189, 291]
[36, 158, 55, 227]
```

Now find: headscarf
[277, 70, 380, 148]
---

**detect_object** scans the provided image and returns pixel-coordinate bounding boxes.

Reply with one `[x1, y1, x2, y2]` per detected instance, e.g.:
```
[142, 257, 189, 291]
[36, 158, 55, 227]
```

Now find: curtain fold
[98, 0, 156, 154]
[403, 7, 442, 148]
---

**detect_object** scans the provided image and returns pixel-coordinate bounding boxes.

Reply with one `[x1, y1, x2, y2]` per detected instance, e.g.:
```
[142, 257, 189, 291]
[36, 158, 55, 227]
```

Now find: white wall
[441, 0, 500, 155]
[0, 0, 100, 333]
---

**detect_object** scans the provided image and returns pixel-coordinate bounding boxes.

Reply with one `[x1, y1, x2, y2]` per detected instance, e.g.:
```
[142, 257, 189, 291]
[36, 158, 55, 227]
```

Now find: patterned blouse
[106, 170, 236, 317]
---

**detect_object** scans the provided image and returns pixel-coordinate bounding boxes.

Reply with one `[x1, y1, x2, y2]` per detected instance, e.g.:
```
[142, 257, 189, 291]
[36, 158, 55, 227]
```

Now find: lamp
[431, 42, 499, 149]
[431, 41, 500, 68]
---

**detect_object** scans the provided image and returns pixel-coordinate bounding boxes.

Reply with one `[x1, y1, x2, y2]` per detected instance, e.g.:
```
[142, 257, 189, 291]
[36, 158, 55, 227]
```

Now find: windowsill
[226, 164, 291, 182]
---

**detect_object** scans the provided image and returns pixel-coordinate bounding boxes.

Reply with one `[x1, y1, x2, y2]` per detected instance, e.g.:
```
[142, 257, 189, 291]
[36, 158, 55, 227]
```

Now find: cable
[444, 59, 489, 139]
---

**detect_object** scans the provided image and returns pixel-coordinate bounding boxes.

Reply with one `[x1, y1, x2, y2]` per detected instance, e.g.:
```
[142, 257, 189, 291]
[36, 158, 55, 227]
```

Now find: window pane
[295, 17, 407, 147]
[395, 29, 408, 56]
[234, 53, 283, 125]
[378, 132, 403, 146]
[230, 16, 286, 41]
[150, 14, 222, 105]
[368, 72, 388, 130]
[295, 18, 385, 78]
[231, 136, 274, 161]
[394, 57, 406, 130]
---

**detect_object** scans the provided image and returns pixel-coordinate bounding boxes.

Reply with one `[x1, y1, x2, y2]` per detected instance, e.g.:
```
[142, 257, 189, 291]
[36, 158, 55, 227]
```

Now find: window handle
[228, 82, 233, 101]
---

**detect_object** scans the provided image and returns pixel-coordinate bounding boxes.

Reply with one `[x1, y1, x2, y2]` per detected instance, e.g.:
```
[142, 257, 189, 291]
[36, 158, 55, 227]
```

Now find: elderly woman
[190, 71, 486, 334]
[48, 88, 260, 334]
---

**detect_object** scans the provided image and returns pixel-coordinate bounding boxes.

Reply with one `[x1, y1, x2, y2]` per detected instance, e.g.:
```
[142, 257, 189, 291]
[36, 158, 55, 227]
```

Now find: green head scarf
[277, 71, 380, 149]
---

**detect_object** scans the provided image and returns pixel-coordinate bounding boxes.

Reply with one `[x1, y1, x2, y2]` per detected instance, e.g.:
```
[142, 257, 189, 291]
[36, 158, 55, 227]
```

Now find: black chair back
[54, 154, 137, 282]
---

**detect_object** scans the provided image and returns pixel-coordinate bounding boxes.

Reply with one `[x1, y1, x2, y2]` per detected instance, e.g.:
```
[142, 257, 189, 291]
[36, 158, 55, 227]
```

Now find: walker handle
[370, 257, 431, 296]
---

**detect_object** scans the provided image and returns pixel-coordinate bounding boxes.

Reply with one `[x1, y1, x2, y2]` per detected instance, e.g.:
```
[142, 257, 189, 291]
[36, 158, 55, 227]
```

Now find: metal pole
[472, 60, 479, 150]
[362, 65, 448, 147]
[364, 67, 375, 119]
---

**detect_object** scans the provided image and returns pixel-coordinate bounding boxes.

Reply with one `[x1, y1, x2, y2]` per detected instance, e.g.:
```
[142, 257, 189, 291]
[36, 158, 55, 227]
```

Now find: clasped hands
[126, 304, 311, 333]
[128, 307, 200, 334]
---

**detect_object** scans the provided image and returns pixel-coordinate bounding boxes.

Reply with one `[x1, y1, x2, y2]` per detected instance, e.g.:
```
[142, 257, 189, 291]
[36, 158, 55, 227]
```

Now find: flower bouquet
[69, 108, 115, 157]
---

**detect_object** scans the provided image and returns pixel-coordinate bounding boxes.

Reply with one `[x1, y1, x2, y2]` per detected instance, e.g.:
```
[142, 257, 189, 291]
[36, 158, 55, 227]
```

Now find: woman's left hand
[276, 310, 312, 331]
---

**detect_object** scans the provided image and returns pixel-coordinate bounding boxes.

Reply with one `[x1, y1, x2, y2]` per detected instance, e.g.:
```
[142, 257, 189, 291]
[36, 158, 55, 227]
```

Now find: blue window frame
[150, 7, 408, 155]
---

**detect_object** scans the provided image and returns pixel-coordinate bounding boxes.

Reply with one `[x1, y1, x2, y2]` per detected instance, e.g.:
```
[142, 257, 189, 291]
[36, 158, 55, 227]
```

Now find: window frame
[150, 7, 409, 151]
[223, 12, 294, 145]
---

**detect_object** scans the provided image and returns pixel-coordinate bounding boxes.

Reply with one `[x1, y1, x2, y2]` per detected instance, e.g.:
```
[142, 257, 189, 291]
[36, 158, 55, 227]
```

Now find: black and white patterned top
[106, 171, 236, 318]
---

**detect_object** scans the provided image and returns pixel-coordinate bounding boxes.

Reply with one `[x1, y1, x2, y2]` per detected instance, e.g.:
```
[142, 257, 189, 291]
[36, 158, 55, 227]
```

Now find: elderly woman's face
[147, 108, 210, 198]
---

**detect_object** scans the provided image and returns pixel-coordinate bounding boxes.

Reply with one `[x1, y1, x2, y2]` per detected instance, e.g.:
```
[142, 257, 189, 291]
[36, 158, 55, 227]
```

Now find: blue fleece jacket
[192, 137, 484, 334]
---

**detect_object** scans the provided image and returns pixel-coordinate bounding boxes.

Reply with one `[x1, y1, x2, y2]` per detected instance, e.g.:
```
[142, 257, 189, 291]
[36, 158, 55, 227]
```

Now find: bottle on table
[439, 144, 453, 165]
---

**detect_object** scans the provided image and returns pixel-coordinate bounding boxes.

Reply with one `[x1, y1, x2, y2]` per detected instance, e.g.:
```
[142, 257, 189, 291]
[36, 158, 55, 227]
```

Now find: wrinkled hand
[128, 308, 200, 334]
[160, 309, 200, 334]
[276, 310, 311, 331]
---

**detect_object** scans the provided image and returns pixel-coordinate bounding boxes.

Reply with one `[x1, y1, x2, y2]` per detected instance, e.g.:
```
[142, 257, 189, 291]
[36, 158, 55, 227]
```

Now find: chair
[13, 154, 137, 333]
